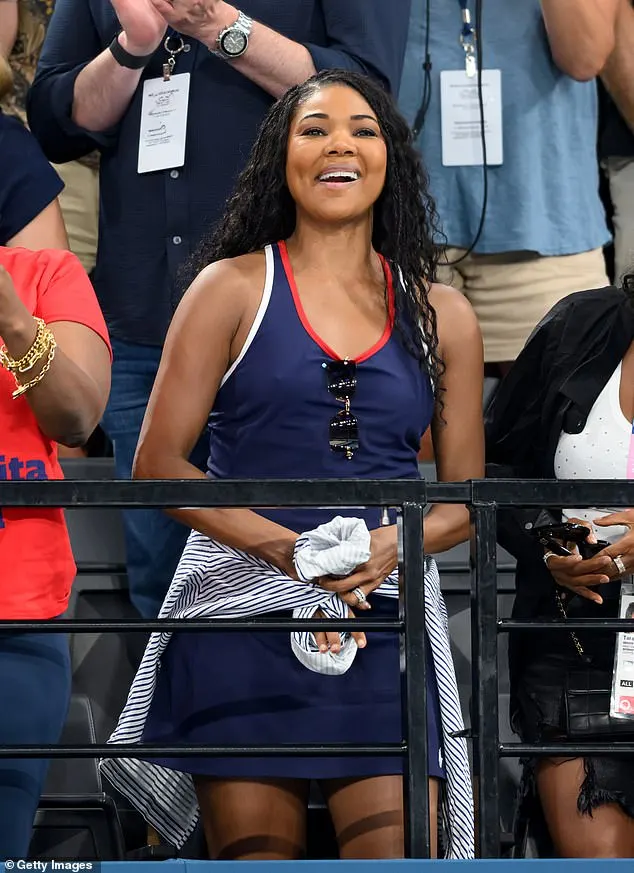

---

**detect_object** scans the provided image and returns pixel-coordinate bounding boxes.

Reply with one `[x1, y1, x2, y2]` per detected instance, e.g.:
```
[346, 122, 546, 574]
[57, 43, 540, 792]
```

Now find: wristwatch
[212, 11, 253, 60]
[109, 33, 154, 70]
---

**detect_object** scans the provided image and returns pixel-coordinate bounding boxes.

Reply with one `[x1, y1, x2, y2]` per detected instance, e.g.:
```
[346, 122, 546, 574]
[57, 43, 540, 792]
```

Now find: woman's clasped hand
[312, 525, 398, 653]
[544, 512, 634, 604]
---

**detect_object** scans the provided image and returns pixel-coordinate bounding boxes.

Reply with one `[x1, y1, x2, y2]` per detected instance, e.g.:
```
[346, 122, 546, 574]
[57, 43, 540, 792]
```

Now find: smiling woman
[106, 70, 483, 861]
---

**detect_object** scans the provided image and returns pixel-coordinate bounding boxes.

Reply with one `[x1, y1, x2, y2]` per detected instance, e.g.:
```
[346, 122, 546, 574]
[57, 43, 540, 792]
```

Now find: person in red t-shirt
[0, 245, 110, 860]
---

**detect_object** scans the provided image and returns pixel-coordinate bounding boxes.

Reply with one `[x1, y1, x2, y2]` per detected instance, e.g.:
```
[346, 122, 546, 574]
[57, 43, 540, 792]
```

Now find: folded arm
[601, 0, 634, 131]
[541, 0, 618, 80]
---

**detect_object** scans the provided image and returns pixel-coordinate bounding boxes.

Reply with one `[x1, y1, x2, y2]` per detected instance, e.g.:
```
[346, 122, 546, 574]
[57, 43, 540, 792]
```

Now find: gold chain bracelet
[11, 335, 57, 399]
[0, 317, 52, 374]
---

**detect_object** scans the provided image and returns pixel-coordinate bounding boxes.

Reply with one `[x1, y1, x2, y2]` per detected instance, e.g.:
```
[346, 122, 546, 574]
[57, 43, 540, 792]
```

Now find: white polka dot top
[554, 361, 631, 544]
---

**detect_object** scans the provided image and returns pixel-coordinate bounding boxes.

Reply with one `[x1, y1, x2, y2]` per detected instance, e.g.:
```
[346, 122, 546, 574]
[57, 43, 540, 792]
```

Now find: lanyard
[163, 31, 187, 81]
[457, 0, 477, 77]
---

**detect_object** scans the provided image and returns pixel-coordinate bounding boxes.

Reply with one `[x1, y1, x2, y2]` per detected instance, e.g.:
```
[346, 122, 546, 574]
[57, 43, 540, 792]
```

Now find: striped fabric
[294, 516, 372, 583]
[99, 528, 474, 858]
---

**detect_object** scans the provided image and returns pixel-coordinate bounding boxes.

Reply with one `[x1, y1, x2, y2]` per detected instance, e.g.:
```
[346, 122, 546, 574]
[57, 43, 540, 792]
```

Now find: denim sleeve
[304, 0, 412, 94]
[27, 0, 118, 163]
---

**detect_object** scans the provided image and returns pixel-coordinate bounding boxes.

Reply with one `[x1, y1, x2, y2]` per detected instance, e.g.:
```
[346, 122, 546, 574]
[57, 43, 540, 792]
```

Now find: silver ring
[352, 587, 367, 604]
[543, 550, 557, 566]
[613, 555, 627, 575]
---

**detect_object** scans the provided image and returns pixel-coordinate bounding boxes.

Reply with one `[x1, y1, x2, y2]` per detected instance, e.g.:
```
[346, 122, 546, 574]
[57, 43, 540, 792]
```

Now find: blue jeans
[0, 630, 70, 860]
[101, 339, 209, 618]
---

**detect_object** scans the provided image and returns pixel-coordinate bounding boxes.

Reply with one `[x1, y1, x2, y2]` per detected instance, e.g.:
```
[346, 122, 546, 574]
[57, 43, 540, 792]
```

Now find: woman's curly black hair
[192, 69, 445, 392]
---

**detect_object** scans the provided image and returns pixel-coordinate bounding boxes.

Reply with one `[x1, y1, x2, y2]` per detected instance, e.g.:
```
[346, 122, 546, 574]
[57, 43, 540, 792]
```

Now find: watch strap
[109, 34, 154, 70]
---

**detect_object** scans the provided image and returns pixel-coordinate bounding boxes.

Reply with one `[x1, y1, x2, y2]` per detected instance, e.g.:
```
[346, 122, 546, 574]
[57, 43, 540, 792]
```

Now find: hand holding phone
[531, 520, 613, 603]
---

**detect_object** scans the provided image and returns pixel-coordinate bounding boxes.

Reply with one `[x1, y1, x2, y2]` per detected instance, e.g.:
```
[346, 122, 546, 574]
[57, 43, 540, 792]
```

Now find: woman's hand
[316, 525, 398, 611]
[544, 517, 614, 604]
[593, 510, 634, 579]
[313, 607, 367, 653]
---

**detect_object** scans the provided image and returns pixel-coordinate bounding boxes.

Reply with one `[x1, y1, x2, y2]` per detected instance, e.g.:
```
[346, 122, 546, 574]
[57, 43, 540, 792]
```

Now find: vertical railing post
[469, 501, 500, 858]
[400, 501, 430, 858]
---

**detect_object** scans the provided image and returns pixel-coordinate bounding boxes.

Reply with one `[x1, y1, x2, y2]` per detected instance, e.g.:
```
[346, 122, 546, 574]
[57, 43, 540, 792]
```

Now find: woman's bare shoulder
[428, 282, 481, 347]
[179, 250, 267, 321]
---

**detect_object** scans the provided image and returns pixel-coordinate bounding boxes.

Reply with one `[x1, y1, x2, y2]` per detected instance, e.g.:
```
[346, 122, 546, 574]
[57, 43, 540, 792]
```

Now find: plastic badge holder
[610, 581, 634, 720]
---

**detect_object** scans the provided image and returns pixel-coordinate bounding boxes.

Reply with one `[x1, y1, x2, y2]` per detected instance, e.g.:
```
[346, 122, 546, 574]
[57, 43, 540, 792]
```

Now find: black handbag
[557, 591, 634, 738]
[564, 666, 634, 738]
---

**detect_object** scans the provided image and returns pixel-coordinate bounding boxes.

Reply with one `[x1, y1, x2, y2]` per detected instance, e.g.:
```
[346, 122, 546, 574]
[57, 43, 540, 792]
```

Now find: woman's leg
[320, 775, 440, 859]
[0, 632, 71, 860]
[537, 758, 634, 857]
[193, 776, 309, 860]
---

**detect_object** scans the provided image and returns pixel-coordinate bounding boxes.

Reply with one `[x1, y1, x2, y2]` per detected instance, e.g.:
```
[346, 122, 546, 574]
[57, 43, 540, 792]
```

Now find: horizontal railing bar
[0, 619, 403, 633]
[0, 479, 469, 506]
[3, 477, 634, 507]
[500, 743, 634, 756]
[499, 619, 634, 632]
[473, 479, 634, 506]
[75, 564, 127, 575]
[0, 743, 406, 759]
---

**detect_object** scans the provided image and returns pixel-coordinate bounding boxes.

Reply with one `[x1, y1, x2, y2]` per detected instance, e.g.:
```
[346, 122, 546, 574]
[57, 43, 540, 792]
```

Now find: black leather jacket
[485, 286, 634, 675]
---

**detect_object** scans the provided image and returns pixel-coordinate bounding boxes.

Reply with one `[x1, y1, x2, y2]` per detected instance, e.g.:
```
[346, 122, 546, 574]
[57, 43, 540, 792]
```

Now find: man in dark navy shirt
[27, 0, 411, 619]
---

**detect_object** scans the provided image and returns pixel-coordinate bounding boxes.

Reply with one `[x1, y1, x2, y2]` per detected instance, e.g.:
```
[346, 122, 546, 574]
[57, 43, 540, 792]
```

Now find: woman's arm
[0, 260, 110, 446]
[7, 199, 69, 250]
[132, 255, 301, 576]
[424, 284, 485, 553]
[317, 285, 484, 608]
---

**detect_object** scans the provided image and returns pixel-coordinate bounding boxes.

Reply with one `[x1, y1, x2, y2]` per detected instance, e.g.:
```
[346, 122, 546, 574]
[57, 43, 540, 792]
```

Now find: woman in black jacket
[486, 280, 634, 857]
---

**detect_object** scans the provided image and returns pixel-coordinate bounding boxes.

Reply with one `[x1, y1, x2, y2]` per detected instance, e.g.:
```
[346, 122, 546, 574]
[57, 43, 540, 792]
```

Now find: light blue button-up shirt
[398, 0, 610, 255]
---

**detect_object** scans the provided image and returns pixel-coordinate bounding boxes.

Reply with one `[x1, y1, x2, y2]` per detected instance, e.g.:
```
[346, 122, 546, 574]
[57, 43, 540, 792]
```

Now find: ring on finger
[613, 555, 627, 575]
[543, 550, 557, 567]
[352, 586, 367, 604]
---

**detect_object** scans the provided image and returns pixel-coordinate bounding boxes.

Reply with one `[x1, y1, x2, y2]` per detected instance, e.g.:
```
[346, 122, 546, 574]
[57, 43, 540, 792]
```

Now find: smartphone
[531, 522, 609, 560]
[578, 539, 610, 560]
[531, 522, 591, 544]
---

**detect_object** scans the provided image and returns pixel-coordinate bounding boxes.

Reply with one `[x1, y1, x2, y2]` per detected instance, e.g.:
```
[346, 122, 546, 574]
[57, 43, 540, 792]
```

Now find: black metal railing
[2, 477, 634, 860]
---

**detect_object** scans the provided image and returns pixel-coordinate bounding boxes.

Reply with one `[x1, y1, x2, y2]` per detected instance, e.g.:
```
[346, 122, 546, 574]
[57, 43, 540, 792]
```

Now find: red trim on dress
[278, 240, 395, 364]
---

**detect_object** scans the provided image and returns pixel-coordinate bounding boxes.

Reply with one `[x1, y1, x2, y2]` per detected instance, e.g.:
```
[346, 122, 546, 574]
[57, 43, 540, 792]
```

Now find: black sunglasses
[323, 358, 358, 459]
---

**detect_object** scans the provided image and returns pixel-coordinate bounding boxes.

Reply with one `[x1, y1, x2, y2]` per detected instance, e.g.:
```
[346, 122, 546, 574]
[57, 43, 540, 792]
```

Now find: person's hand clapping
[317, 525, 398, 612]
[147, 0, 235, 44]
[111, 0, 167, 57]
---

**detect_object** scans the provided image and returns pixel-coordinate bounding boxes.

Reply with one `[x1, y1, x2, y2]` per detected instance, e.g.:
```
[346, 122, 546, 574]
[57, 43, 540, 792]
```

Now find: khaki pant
[52, 160, 99, 274]
[437, 247, 609, 362]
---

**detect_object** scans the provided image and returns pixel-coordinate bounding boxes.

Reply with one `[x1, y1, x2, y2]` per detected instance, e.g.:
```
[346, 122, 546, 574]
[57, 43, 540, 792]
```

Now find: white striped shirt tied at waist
[100, 517, 475, 859]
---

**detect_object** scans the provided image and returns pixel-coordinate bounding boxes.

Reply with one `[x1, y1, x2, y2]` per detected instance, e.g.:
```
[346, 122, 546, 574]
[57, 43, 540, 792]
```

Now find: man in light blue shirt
[399, 0, 618, 373]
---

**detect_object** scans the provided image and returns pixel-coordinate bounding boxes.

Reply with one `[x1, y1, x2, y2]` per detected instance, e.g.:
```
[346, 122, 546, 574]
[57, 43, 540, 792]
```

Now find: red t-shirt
[0, 247, 111, 619]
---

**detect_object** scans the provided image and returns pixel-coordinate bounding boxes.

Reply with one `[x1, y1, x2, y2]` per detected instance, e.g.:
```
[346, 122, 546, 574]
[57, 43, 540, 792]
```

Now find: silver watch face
[220, 28, 248, 57]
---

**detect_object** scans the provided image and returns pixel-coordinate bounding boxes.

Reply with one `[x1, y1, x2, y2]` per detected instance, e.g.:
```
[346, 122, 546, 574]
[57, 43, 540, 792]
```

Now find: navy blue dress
[143, 241, 444, 779]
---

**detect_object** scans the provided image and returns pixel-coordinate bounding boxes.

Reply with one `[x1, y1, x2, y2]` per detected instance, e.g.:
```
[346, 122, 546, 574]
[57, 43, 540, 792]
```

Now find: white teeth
[318, 171, 359, 182]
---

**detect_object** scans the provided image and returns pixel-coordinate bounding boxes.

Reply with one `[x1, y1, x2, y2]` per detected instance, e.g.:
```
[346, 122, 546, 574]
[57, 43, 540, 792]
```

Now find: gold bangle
[0, 317, 52, 374]
[12, 335, 57, 399]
